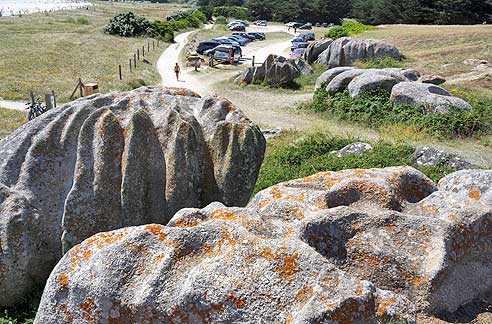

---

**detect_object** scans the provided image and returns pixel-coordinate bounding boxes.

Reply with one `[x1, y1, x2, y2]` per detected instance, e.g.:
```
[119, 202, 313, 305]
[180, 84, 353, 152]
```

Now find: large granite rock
[315, 66, 356, 90]
[348, 71, 401, 98]
[36, 167, 492, 323]
[0, 86, 266, 307]
[317, 37, 401, 68]
[391, 82, 472, 113]
[304, 39, 333, 64]
[236, 55, 303, 86]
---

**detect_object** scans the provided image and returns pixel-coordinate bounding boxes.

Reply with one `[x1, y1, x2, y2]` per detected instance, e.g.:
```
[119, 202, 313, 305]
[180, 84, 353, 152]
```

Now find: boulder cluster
[312, 37, 402, 67]
[0, 86, 266, 307]
[235, 54, 313, 86]
[34, 166, 492, 323]
[316, 67, 472, 113]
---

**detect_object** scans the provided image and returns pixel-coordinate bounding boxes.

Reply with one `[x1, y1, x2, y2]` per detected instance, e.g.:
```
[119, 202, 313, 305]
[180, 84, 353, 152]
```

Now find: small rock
[419, 75, 446, 85]
[261, 127, 282, 140]
[337, 142, 374, 157]
[463, 59, 489, 66]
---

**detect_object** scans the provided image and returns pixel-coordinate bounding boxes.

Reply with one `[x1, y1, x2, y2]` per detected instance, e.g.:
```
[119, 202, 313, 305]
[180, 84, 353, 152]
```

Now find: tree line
[196, 0, 492, 25]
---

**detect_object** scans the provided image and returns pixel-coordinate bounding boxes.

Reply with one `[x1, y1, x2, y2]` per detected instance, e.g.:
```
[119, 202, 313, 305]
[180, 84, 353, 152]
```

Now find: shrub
[325, 19, 376, 39]
[213, 6, 250, 20]
[253, 132, 456, 195]
[104, 12, 152, 37]
[354, 57, 404, 69]
[151, 21, 175, 42]
[152, 10, 207, 42]
[76, 17, 90, 25]
[215, 16, 227, 25]
[304, 88, 492, 138]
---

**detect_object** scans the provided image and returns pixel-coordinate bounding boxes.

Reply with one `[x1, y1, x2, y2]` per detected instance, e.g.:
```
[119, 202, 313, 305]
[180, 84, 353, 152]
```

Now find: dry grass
[0, 108, 26, 140]
[361, 25, 492, 77]
[0, 1, 189, 103]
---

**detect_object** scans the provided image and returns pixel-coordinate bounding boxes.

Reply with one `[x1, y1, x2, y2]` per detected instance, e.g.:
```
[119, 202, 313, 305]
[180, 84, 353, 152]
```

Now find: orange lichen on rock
[413, 275, 429, 287]
[81, 298, 97, 323]
[276, 252, 301, 282]
[225, 294, 246, 308]
[295, 285, 315, 306]
[375, 297, 398, 317]
[144, 224, 167, 242]
[59, 273, 69, 288]
[469, 189, 481, 200]
[211, 209, 242, 222]
[303, 172, 342, 188]
[174, 217, 201, 228]
[270, 186, 283, 199]
[59, 305, 73, 323]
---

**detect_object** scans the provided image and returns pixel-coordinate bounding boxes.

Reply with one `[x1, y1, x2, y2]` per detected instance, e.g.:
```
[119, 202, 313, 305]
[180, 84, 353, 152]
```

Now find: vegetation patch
[0, 288, 42, 324]
[253, 131, 456, 195]
[0, 108, 26, 140]
[354, 57, 405, 69]
[105, 12, 152, 37]
[325, 19, 376, 39]
[300, 87, 492, 139]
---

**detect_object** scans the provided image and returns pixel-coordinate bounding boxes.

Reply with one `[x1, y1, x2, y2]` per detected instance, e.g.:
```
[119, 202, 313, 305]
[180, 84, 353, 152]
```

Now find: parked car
[213, 37, 240, 47]
[290, 48, 306, 59]
[321, 22, 328, 28]
[286, 22, 302, 28]
[299, 32, 315, 41]
[291, 37, 305, 49]
[232, 32, 256, 41]
[291, 41, 308, 51]
[315, 22, 321, 27]
[204, 45, 242, 63]
[299, 23, 312, 30]
[247, 32, 265, 40]
[229, 24, 246, 31]
[196, 40, 221, 54]
[255, 20, 267, 26]
[228, 20, 249, 27]
[226, 35, 247, 46]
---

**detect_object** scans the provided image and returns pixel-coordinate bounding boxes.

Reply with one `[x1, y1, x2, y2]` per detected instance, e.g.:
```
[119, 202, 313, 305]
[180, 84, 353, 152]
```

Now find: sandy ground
[0, 99, 26, 111]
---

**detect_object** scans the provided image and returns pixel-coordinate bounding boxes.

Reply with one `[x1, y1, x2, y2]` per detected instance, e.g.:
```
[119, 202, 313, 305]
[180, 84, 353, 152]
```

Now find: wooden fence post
[137, 49, 140, 61]
[147, 42, 150, 52]
[129, 59, 132, 72]
[153, 40, 155, 50]
[79, 78, 83, 97]
[134, 53, 137, 67]
[29, 92, 35, 105]
[52, 90, 56, 108]
[252, 55, 255, 66]
[119, 65, 122, 80]
[142, 46, 145, 57]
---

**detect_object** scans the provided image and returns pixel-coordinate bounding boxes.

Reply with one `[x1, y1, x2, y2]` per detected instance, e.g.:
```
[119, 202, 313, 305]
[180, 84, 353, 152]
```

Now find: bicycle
[26, 98, 48, 121]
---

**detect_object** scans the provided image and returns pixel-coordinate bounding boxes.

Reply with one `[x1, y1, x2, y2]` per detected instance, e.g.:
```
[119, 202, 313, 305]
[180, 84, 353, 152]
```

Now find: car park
[299, 32, 315, 41]
[204, 45, 242, 63]
[315, 22, 321, 27]
[196, 40, 221, 54]
[229, 24, 245, 31]
[321, 22, 328, 28]
[299, 23, 312, 30]
[213, 37, 240, 47]
[232, 32, 256, 41]
[290, 48, 306, 59]
[291, 41, 308, 51]
[247, 32, 265, 40]
[226, 35, 247, 46]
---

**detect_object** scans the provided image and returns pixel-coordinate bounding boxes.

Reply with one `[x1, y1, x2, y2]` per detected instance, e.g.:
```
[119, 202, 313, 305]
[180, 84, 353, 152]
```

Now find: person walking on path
[174, 63, 181, 81]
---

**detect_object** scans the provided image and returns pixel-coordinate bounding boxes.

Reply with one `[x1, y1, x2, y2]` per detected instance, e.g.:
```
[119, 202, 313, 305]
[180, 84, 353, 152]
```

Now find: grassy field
[0, 0, 190, 104]
[0, 108, 26, 140]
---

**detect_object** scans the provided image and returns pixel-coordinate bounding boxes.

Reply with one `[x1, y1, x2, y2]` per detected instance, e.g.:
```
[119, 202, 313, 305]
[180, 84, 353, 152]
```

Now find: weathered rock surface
[419, 74, 446, 85]
[326, 69, 366, 93]
[413, 146, 473, 170]
[304, 39, 333, 64]
[348, 71, 401, 98]
[337, 142, 374, 157]
[0, 86, 265, 307]
[236, 55, 305, 86]
[317, 37, 401, 67]
[315, 66, 356, 90]
[391, 82, 472, 113]
[36, 166, 492, 323]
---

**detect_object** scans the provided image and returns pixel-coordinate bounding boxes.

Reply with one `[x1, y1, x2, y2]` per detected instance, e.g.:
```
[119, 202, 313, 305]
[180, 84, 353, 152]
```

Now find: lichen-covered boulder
[0, 86, 265, 307]
[36, 166, 492, 322]
[317, 37, 401, 67]
[390, 82, 472, 113]
[236, 55, 302, 86]
[304, 39, 333, 64]
[326, 69, 365, 93]
[348, 72, 401, 98]
[413, 146, 473, 170]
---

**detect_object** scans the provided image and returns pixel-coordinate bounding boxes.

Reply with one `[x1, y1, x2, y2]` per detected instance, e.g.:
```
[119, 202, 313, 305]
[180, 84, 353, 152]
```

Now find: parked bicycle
[26, 98, 48, 121]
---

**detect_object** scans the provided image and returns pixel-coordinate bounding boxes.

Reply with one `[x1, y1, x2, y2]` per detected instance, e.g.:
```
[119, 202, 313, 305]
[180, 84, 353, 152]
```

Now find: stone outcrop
[348, 71, 401, 98]
[391, 82, 472, 113]
[0, 86, 266, 307]
[419, 74, 446, 85]
[36, 166, 492, 323]
[413, 146, 473, 170]
[304, 39, 333, 64]
[337, 142, 373, 157]
[236, 55, 311, 86]
[317, 37, 401, 67]
[315, 66, 356, 90]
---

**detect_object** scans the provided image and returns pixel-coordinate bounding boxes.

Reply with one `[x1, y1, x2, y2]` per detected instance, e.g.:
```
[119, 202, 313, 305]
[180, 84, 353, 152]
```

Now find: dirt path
[0, 100, 25, 111]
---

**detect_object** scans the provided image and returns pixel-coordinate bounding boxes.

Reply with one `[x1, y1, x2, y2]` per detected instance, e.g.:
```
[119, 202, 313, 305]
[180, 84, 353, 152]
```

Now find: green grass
[254, 131, 456, 195]
[299, 86, 492, 140]
[0, 1, 189, 103]
[354, 57, 405, 69]
[0, 288, 42, 324]
[0, 108, 26, 140]
[325, 19, 377, 40]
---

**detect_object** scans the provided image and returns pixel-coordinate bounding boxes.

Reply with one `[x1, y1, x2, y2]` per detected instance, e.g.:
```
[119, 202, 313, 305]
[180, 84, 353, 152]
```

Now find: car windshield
[294, 49, 305, 54]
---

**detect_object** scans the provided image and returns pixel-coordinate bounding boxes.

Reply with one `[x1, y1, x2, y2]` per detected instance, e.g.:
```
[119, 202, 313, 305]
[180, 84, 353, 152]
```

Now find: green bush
[253, 132, 456, 195]
[76, 17, 90, 25]
[303, 88, 492, 138]
[215, 16, 227, 25]
[354, 57, 404, 69]
[152, 10, 207, 42]
[325, 19, 376, 39]
[104, 12, 152, 37]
